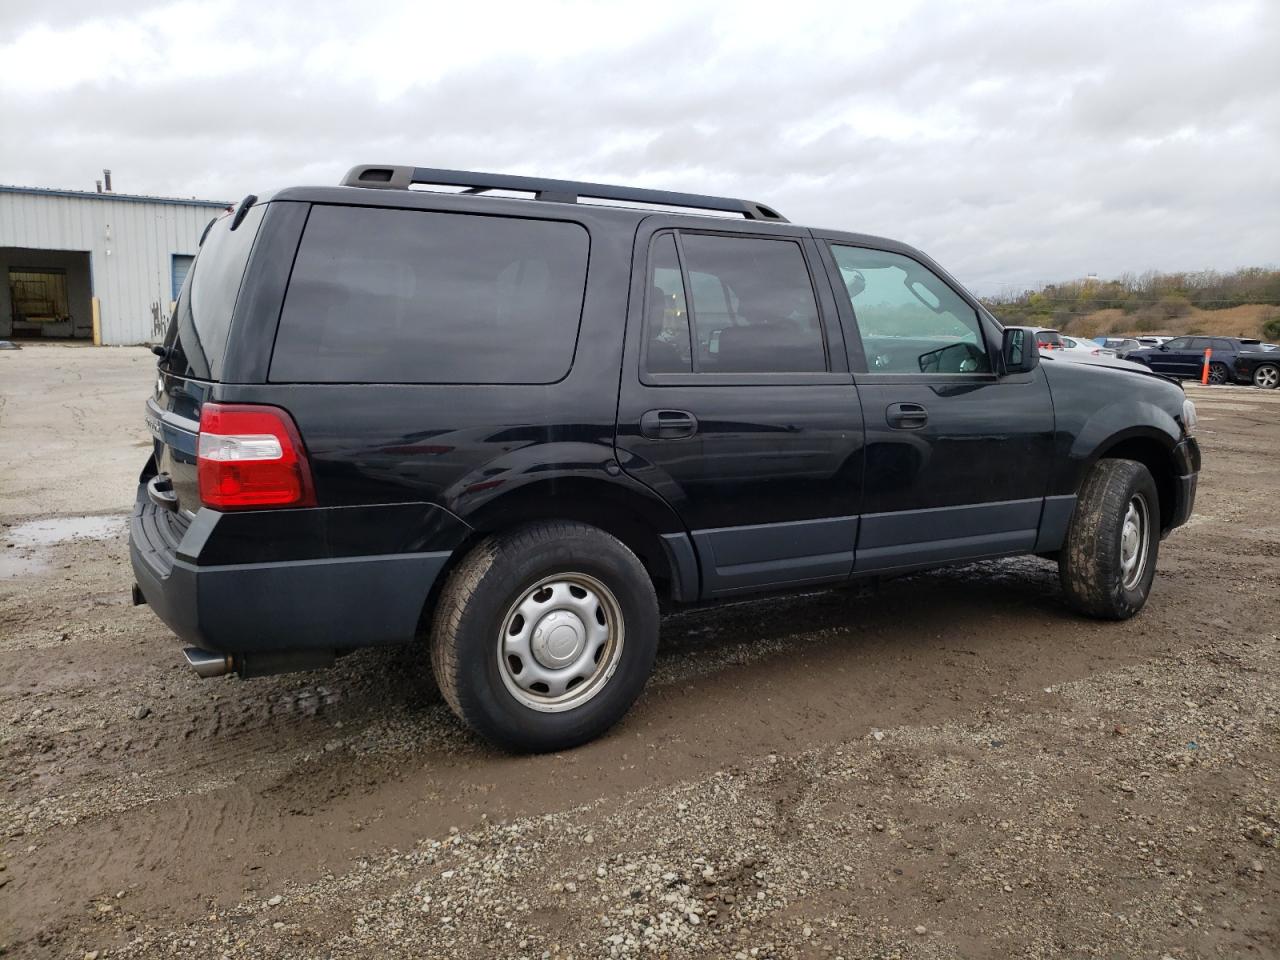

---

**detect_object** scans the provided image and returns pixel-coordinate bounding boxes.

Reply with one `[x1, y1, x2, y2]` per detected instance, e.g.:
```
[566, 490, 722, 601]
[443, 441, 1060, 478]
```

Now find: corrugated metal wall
[0, 189, 228, 344]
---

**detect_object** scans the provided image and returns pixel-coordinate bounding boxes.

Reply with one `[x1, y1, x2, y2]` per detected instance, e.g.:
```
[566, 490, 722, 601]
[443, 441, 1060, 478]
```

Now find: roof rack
[339, 165, 787, 222]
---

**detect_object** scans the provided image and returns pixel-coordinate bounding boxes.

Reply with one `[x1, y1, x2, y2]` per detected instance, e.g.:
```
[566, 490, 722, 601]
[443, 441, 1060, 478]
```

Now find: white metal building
[0, 182, 230, 344]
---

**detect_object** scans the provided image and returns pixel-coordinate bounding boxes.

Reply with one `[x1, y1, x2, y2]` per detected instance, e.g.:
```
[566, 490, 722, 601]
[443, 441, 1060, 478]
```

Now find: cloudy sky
[2, 0, 1277, 294]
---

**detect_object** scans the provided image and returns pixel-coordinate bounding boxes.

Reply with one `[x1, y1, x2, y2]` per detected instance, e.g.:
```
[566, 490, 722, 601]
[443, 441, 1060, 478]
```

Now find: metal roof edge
[0, 184, 232, 209]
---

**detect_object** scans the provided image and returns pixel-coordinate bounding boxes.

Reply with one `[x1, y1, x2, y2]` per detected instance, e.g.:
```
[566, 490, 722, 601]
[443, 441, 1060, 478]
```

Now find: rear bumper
[129, 487, 464, 655]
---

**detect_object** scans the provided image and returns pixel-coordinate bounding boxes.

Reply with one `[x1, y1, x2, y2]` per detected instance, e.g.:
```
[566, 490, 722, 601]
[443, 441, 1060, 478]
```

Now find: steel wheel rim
[1255, 365, 1279, 389]
[1208, 364, 1227, 384]
[497, 572, 624, 713]
[1119, 493, 1150, 591]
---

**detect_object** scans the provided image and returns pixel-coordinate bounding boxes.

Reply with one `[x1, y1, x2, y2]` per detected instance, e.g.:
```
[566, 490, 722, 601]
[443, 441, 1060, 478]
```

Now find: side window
[1189, 337, 1212, 351]
[1165, 337, 1191, 350]
[271, 206, 589, 384]
[644, 233, 692, 373]
[1212, 339, 1233, 352]
[830, 245, 991, 375]
[679, 234, 826, 373]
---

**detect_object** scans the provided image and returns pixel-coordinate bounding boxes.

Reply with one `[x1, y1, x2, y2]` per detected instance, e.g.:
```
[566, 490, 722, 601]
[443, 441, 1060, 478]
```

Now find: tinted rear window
[162, 204, 264, 381]
[270, 206, 589, 384]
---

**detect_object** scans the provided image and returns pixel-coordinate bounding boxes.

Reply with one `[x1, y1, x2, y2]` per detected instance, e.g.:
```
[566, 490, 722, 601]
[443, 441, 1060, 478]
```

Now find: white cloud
[1, 0, 1276, 293]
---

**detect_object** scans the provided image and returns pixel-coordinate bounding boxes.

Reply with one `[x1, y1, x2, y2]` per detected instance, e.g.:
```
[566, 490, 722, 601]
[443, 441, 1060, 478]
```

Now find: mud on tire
[1059, 458, 1160, 620]
[429, 521, 659, 753]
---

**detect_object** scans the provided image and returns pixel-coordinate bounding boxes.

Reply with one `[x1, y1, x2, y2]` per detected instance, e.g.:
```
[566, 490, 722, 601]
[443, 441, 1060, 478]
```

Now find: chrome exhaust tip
[182, 646, 233, 679]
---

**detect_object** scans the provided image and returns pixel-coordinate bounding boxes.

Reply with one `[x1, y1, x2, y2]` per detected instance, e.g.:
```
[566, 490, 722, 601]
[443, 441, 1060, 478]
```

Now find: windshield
[162, 204, 265, 380]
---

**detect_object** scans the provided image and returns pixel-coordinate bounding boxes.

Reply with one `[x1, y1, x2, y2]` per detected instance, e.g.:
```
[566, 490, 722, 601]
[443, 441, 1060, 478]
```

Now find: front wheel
[1208, 362, 1229, 385]
[1059, 459, 1160, 620]
[1253, 363, 1279, 389]
[429, 521, 659, 752]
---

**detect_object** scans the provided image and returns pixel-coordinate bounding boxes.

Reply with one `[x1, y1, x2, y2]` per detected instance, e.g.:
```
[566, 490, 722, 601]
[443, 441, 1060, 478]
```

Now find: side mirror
[1002, 327, 1040, 374]
[1159, 343, 1169, 350]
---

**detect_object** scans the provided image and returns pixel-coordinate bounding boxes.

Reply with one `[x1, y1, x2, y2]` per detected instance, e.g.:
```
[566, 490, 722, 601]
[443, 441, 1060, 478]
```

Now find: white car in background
[1059, 336, 1117, 360]
[1135, 335, 1174, 347]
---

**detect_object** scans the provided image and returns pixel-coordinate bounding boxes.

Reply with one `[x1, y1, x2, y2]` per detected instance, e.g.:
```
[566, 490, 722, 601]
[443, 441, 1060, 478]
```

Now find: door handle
[640, 409, 698, 440]
[886, 402, 928, 430]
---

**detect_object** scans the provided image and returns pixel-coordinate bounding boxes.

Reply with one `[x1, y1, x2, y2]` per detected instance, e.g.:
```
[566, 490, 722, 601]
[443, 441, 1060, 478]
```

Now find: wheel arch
[419, 474, 698, 638]
[1089, 430, 1179, 531]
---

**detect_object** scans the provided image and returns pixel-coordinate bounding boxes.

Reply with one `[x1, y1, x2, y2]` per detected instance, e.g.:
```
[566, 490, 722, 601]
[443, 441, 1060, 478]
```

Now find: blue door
[171, 254, 195, 300]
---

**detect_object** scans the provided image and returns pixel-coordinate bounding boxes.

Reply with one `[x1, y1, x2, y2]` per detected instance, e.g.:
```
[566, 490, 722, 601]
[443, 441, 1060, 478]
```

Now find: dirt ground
[1, 344, 1277, 959]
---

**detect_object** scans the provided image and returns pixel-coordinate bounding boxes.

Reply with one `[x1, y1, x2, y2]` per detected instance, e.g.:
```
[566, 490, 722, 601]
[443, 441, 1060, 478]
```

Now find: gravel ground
[1, 345, 1277, 959]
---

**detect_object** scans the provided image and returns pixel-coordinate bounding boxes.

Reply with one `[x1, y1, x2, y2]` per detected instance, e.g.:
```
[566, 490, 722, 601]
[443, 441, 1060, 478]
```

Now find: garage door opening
[0, 249, 93, 340]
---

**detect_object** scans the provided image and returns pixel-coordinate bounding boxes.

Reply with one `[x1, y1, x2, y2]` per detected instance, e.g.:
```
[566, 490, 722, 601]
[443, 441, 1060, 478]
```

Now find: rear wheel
[1208, 362, 1229, 385]
[1059, 459, 1160, 620]
[1253, 363, 1279, 389]
[429, 521, 658, 752]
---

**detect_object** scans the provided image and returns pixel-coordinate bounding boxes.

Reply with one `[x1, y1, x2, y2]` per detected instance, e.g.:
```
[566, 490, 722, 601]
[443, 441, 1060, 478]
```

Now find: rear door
[614, 218, 864, 598]
[817, 238, 1056, 572]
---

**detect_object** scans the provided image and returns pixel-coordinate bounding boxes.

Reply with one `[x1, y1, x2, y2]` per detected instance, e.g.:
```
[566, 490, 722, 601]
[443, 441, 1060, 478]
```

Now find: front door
[614, 219, 864, 598]
[1148, 336, 1202, 377]
[818, 239, 1056, 572]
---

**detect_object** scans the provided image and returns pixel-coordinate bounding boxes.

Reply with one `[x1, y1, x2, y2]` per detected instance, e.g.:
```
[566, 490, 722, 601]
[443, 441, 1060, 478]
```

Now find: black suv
[131, 165, 1201, 752]
[1125, 336, 1267, 384]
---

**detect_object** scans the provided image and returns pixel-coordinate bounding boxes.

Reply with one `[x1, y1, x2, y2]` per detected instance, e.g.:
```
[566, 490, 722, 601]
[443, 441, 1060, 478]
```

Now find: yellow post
[91, 297, 102, 345]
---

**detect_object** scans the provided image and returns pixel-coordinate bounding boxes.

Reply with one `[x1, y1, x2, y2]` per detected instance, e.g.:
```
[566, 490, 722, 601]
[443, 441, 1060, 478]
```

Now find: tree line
[982, 267, 1280, 333]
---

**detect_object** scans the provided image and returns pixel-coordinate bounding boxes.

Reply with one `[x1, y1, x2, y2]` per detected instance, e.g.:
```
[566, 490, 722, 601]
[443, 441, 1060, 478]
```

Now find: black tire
[429, 521, 658, 753]
[1253, 363, 1279, 389]
[1208, 362, 1229, 385]
[1059, 459, 1160, 620]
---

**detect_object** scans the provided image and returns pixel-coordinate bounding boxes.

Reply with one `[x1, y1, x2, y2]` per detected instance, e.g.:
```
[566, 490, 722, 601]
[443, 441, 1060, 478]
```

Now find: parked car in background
[1059, 336, 1117, 360]
[1031, 328, 1064, 351]
[1135, 336, 1173, 347]
[1101, 337, 1143, 358]
[1125, 336, 1261, 384]
[1232, 343, 1280, 389]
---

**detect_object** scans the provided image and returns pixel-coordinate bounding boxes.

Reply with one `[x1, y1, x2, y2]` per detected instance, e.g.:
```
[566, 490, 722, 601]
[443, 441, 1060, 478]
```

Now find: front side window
[1164, 337, 1191, 350]
[678, 234, 825, 373]
[830, 245, 991, 375]
[271, 206, 589, 384]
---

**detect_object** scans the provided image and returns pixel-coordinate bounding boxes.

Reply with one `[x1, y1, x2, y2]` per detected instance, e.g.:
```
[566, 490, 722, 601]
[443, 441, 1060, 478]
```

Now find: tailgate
[146, 370, 212, 515]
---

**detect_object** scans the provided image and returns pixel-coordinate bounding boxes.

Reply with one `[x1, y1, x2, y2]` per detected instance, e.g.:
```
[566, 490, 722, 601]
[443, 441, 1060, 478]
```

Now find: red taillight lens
[197, 403, 316, 510]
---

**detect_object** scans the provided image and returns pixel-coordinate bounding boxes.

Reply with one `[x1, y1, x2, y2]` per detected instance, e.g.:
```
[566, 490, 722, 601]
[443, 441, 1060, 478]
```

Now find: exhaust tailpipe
[182, 646, 233, 678]
[181, 647, 335, 679]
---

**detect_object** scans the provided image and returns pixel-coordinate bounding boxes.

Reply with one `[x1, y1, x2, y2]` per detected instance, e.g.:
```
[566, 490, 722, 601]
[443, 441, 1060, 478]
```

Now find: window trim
[639, 227, 839, 385]
[822, 240, 1001, 380]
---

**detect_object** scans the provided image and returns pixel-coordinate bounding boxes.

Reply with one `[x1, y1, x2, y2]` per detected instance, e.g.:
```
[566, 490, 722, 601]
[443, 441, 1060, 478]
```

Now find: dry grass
[1065, 303, 1277, 340]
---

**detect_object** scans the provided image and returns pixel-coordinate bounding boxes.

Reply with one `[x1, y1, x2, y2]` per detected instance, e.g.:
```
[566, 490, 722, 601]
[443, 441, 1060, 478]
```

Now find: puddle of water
[5, 514, 128, 548]
[0, 553, 52, 580]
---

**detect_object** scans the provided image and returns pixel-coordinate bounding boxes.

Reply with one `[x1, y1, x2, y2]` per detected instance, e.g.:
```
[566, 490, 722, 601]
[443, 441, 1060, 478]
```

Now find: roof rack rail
[339, 165, 787, 222]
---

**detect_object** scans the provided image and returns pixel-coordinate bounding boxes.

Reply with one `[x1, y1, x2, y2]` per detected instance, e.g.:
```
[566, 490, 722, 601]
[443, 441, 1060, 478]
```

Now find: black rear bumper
[129, 487, 463, 655]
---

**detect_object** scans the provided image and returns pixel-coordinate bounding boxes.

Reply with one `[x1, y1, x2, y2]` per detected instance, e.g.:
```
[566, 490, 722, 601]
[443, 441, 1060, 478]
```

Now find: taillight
[197, 403, 316, 510]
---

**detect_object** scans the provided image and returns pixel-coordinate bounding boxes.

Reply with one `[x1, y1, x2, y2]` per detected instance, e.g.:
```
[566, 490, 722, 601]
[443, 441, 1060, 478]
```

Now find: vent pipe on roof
[95, 180, 103, 193]
[103, 169, 112, 192]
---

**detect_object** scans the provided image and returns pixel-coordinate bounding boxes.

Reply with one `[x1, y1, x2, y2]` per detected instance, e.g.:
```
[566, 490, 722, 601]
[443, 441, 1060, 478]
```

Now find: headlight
[1182, 397, 1198, 436]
